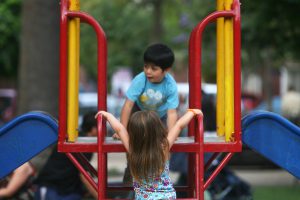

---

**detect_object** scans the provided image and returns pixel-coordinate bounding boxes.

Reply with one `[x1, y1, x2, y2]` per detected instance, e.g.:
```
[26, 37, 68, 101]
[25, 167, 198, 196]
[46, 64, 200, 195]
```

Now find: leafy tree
[0, 0, 21, 77]
[242, 0, 300, 68]
[80, 1, 152, 80]
[241, 0, 300, 109]
[80, 0, 215, 82]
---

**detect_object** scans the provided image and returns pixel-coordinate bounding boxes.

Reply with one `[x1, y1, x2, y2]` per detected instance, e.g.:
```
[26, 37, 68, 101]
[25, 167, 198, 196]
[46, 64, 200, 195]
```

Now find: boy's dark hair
[81, 111, 97, 133]
[143, 43, 175, 70]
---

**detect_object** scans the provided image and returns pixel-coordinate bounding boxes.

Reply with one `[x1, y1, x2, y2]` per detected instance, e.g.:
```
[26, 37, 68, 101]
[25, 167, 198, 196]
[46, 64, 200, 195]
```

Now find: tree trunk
[18, 0, 60, 117]
[151, 0, 163, 42]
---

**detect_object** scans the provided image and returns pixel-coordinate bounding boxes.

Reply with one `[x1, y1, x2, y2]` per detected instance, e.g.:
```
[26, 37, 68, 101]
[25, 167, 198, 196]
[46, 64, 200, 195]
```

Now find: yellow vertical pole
[224, 0, 234, 141]
[216, 0, 225, 136]
[67, 0, 80, 142]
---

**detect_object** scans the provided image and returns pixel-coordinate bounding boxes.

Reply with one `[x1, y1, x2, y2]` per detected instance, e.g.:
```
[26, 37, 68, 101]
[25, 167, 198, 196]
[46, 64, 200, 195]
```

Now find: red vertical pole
[58, 0, 68, 150]
[188, 28, 197, 198]
[98, 115, 105, 199]
[196, 114, 204, 199]
[188, 11, 235, 199]
[188, 25, 202, 112]
[65, 11, 107, 199]
[96, 15, 107, 200]
[233, 0, 242, 143]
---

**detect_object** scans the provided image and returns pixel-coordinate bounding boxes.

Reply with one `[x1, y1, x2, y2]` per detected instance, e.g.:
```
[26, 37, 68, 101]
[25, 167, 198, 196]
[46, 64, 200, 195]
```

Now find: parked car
[0, 89, 17, 125]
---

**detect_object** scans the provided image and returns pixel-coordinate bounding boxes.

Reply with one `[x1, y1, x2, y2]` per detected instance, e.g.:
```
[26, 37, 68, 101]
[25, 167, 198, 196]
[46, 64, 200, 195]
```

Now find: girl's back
[133, 160, 175, 200]
[128, 111, 175, 199]
[97, 108, 202, 200]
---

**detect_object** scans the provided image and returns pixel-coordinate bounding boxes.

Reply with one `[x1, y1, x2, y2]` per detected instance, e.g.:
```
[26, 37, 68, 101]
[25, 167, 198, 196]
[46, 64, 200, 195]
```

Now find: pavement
[106, 153, 300, 186]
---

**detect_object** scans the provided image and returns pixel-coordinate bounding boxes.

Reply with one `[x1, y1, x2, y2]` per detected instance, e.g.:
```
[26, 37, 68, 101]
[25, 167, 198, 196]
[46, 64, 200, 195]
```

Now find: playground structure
[58, 0, 242, 199]
[0, 0, 300, 199]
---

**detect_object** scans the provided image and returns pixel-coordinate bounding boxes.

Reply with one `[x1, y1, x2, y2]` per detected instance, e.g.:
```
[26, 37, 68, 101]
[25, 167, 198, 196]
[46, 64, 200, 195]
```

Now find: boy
[117, 43, 179, 190]
[117, 43, 179, 136]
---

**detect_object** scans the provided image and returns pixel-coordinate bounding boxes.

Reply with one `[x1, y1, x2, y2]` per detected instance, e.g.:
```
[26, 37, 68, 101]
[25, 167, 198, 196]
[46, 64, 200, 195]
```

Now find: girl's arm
[96, 111, 129, 151]
[167, 109, 202, 148]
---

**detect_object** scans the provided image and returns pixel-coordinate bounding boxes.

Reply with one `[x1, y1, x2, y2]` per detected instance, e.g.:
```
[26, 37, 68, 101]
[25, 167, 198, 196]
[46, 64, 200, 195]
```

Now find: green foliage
[1, 0, 299, 84]
[80, 0, 215, 81]
[0, 0, 21, 77]
[80, 0, 152, 80]
[241, 0, 300, 68]
[163, 0, 217, 82]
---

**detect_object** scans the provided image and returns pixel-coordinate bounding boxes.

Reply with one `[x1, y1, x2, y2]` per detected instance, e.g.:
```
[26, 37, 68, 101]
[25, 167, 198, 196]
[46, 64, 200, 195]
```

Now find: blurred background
[1, 0, 300, 199]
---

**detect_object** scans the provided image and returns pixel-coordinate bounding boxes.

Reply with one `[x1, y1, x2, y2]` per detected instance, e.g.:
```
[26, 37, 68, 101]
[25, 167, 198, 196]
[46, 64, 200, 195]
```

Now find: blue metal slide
[242, 111, 300, 179]
[0, 112, 58, 179]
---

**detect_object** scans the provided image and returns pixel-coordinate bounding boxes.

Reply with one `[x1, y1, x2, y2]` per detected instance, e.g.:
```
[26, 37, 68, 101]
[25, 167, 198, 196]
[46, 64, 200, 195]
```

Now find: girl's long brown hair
[127, 111, 169, 183]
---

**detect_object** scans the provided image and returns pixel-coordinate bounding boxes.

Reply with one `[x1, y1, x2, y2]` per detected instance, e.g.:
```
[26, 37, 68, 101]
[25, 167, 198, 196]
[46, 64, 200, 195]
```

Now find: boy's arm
[120, 98, 134, 129]
[167, 109, 178, 130]
[112, 99, 134, 139]
[167, 109, 202, 148]
[96, 111, 129, 151]
[0, 162, 34, 198]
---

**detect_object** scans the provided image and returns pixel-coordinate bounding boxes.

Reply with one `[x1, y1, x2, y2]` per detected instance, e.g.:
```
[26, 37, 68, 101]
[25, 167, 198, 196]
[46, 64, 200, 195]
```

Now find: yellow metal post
[216, 0, 225, 136]
[224, 0, 234, 141]
[67, 0, 80, 142]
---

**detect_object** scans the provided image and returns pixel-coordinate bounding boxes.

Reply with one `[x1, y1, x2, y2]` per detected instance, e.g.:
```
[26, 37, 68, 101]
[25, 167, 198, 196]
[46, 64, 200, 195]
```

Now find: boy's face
[144, 63, 168, 83]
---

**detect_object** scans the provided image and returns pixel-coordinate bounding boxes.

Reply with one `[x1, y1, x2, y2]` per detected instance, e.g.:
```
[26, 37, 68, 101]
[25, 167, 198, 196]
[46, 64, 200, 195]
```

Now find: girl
[97, 109, 202, 199]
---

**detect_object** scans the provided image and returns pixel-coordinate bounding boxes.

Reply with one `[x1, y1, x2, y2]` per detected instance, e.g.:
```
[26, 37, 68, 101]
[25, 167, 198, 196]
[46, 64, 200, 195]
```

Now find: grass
[253, 185, 300, 200]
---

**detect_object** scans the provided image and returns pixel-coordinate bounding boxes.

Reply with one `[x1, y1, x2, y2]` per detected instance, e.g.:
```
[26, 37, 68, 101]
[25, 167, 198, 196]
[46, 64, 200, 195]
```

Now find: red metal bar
[59, 4, 108, 153]
[66, 11, 107, 114]
[204, 152, 220, 171]
[203, 142, 241, 152]
[188, 30, 197, 196]
[66, 153, 98, 191]
[97, 115, 106, 199]
[58, 142, 241, 153]
[233, 0, 242, 143]
[204, 152, 234, 190]
[188, 10, 234, 110]
[196, 114, 204, 199]
[188, 10, 235, 144]
[76, 153, 98, 177]
[58, 0, 68, 151]
[66, 12, 109, 198]
[187, 7, 242, 199]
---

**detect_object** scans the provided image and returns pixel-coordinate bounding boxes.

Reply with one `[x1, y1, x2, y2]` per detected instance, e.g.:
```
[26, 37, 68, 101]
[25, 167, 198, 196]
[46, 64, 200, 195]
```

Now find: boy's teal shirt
[126, 72, 179, 118]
